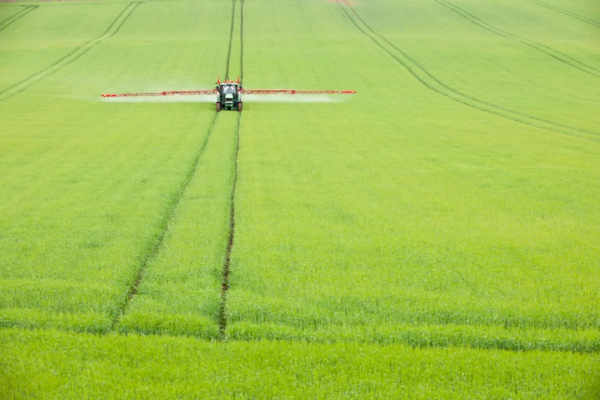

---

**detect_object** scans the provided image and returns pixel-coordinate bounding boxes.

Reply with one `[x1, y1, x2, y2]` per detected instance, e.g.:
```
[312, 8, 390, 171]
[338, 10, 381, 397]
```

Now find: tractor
[216, 78, 242, 112]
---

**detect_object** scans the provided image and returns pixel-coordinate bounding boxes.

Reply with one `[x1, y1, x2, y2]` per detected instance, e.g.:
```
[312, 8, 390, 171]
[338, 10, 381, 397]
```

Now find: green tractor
[216, 78, 243, 112]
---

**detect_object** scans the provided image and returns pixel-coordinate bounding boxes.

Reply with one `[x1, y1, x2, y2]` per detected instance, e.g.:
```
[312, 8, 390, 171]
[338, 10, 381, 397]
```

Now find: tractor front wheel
[216, 102, 221, 112]
[237, 102, 243, 112]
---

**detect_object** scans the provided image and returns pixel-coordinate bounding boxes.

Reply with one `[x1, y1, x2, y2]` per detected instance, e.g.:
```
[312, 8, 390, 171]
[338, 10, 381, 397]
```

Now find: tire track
[218, 113, 241, 339]
[0, 2, 139, 103]
[239, 0, 244, 82]
[111, 113, 219, 329]
[224, 0, 237, 80]
[435, 0, 600, 78]
[218, 0, 243, 339]
[0, 5, 37, 33]
[527, 0, 600, 28]
[335, 0, 600, 143]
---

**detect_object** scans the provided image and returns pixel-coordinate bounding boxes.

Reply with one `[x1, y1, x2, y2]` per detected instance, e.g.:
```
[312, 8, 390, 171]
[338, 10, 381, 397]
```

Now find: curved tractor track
[435, 0, 600, 79]
[0, 5, 37, 33]
[335, 0, 600, 143]
[0, 2, 139, 103]
[527, 0, 600, 28]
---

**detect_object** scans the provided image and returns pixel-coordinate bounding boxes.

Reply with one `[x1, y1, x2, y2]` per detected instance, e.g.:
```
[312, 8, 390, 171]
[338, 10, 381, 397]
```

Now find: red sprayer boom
[101, 89, 356, 98]
[101, 78, 356, 111]
[101, 90, 218, 98]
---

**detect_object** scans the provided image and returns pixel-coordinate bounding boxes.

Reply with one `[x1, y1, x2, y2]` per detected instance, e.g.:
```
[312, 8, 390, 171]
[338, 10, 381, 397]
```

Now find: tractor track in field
[111, 113, 219, 329]
[0, 2, 139, 103]
[218, 0, 243, 339]
[239, 0, 244, 81]
[224, 0, 237, 80]
[218, 113, 241, 339]
[335, 0, 600, 143]
[526, 0, 600, 28]
[435, 0, 600, 78]
[0, 5, 37, 32]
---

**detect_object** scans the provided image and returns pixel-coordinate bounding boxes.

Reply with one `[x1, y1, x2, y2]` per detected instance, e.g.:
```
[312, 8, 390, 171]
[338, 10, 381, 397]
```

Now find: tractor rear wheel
[216, 102, 221, 112]
[237, 102, 243, 112]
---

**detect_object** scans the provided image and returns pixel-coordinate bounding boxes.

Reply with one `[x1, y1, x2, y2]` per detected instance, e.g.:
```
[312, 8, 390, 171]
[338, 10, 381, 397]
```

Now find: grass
[0, 0, 599, 396]
[1, 329, 598, 399]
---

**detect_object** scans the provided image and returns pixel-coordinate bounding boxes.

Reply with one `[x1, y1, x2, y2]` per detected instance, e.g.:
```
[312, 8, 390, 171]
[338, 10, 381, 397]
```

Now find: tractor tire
[237, 102, 243, 112]
[216, 102, 221, 112]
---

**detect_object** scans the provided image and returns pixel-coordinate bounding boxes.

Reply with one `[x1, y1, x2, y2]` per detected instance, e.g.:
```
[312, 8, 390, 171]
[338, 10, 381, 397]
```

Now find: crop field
[0, 0, 599, 397]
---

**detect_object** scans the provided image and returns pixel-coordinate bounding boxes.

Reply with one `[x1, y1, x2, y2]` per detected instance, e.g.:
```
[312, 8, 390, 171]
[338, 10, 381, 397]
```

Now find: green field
[1, 0, 599, 397]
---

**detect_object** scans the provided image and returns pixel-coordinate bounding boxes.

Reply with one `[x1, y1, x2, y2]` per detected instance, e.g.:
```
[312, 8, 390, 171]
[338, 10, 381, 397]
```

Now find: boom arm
[241, 89, 356, 95]
[101, 89, 356, 97]
[101, 90, 217, 98]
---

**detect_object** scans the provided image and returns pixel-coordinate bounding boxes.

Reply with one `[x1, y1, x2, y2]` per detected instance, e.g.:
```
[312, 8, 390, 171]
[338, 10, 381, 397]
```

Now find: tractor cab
[216, 79, 243, 112]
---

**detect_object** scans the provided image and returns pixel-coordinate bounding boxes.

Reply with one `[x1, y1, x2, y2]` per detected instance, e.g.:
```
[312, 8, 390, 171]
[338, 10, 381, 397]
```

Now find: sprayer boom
[101, 90, 217, 98]
[101, 89, 356, 97]
[101, 78, 356, 111]
[241, 89, 356, 95]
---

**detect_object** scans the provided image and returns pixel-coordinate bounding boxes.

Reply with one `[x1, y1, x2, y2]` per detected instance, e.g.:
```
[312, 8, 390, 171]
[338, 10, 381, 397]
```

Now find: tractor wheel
[237, 102, 243, 112]
[216, 102, 221, 112]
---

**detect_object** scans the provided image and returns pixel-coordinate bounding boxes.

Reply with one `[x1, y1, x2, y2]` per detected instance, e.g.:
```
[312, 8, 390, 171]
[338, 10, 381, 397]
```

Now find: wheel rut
[218, 0, 244, 339]
[0, 2, 140, 103]
[218, 113, 241, 339]
[239, 0, 244, 82]
[527, 0, 600, 28]
[335, 0, 600, 143]
[0, 5, 37, 32]
[224, 0, 237, 80]
[435, 0, 600, 78]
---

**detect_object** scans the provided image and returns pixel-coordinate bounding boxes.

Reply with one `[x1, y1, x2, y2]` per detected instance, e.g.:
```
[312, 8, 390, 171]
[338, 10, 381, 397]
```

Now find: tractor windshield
[222, 85, 236, 95]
